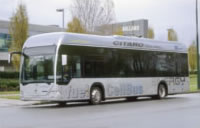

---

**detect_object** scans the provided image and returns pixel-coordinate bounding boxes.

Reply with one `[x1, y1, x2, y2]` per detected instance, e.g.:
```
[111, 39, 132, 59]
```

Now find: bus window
[82, 55, 105, 78]
[176, 53, 188, 76]
[72, 56, 81, 78]
[56, 55, 72, 85]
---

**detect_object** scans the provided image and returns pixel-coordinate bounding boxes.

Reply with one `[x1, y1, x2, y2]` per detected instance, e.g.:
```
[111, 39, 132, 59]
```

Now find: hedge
[0, 72, 19, 91]
[189, 71, 197, 75]
[0, 79, 19, 91]
[0, 72, 19, 79]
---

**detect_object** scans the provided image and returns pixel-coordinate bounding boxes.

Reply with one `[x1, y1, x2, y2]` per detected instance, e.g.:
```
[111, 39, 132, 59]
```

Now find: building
[0, 20, 64, 72]
[95, 19, 148, 38]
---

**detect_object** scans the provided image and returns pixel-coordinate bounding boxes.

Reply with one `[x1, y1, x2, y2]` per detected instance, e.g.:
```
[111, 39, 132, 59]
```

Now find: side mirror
[8, 52, 27, 64]
[62, 54, 67, 66]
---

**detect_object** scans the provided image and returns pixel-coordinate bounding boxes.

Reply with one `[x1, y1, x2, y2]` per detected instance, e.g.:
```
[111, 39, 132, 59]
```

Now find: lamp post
[196, 0, 200, 89]
[56, 8, 65, 30]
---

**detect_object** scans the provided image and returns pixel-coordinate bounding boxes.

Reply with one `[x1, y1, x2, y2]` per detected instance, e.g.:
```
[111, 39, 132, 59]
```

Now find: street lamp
[56, 8, 65, 30]
[196, 0, 200, 89]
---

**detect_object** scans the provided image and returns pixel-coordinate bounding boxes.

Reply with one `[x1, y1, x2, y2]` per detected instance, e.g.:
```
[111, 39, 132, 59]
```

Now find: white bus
[10, 32, 189, 105]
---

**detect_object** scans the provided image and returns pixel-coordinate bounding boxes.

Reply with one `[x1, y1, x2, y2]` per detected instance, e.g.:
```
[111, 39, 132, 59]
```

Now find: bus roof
[23, 32, 187, 53]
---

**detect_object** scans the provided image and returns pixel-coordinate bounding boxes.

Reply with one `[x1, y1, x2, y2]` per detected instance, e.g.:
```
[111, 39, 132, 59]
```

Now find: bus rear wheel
[152, 84, 167, 99]
[157, 84, 167, 99]
[90, 87, 102, 105]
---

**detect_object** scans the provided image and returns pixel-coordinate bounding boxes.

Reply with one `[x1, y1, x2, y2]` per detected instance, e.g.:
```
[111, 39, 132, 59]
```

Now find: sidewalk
[0, 98, 38, 107]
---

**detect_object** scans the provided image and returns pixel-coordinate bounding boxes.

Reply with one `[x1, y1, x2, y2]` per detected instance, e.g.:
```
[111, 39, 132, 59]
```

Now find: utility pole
[196, 0, 200, 89]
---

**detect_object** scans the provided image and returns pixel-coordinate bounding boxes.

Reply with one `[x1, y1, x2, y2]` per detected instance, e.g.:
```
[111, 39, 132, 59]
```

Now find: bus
[9, 32, 189, 105]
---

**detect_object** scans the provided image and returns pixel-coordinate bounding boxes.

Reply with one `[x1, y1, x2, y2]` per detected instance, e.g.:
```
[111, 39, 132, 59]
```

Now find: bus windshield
[21, 55, 54, 84]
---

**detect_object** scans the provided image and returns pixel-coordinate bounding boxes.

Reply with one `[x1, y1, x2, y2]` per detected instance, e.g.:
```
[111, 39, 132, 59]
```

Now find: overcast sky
[0, 0, 199, 47]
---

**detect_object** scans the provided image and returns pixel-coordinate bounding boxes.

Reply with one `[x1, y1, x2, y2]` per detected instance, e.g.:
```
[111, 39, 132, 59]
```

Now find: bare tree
[70, 0, 115, 32]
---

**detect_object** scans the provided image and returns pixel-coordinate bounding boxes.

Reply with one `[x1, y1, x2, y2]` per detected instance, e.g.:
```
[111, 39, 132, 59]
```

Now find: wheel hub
[92, 89, 101, 103]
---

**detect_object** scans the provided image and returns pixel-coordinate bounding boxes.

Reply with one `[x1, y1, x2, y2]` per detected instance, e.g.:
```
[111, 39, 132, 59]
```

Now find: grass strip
[0, 95, 20, 100]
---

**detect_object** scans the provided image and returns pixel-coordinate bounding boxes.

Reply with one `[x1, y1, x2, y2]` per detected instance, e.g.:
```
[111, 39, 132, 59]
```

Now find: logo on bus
[113, 41, 144, 48]
[107, 84, 143, 97]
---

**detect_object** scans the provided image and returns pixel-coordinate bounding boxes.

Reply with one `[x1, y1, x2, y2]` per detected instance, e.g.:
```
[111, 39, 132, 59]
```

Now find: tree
[9, 3, 29, 71]
[188, 41, 197, 72]
[168, 28, 178, 41]
[147, 27, 155, 39]
[66, 17, 86, 33]
[70, 0, 115, 32]
[113, 26, 123, 36]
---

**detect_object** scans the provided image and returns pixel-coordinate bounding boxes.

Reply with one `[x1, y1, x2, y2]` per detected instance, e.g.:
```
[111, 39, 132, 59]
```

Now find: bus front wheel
[152, 84, 167, 99]
[90, 87, 102, 105]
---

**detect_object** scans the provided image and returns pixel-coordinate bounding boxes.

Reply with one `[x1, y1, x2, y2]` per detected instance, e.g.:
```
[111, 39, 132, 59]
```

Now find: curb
[0, 98, 38, 107]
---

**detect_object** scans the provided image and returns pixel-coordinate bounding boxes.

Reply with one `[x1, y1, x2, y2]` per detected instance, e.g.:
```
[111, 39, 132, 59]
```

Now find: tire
[90, 87, 102, 105]
[126, 97, 137, 101]
[157, 84, 167, 99]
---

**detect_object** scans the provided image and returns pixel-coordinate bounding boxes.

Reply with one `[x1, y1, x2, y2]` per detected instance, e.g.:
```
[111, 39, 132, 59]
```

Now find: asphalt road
[0, 93, 200, 128]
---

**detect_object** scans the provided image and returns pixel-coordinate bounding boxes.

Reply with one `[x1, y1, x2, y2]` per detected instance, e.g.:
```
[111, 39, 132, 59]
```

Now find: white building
[95, 19, 148, 37]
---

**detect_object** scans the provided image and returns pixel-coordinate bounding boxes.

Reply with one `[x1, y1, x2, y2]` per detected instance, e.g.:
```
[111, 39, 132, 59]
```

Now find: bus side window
[72, 56, 81, 78]
[83, 59, 95, 77]
[176, 54, 188, 76]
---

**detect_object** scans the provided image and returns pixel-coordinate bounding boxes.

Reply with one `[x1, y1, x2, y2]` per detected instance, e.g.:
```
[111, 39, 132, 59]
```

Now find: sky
[0, 0, 199, 47]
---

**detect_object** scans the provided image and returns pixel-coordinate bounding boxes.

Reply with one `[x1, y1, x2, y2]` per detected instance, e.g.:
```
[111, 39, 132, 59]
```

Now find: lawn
[0, 95, 20, 100]
[0, 91, 20, 100]
[0, 91, 19, 95]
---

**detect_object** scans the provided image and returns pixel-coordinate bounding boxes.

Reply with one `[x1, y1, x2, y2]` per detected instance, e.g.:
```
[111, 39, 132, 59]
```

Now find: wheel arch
[158, 80, 168, 95]
[90, 82, 105, 100]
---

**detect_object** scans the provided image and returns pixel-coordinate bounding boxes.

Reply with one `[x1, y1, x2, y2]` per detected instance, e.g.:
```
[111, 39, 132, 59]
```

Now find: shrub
[0, 72, 19, 79]
[0, 79, 19, 91]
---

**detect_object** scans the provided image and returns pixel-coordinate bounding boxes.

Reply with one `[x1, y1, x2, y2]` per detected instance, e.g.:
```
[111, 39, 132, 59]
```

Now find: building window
[0, 33, 11, 52]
